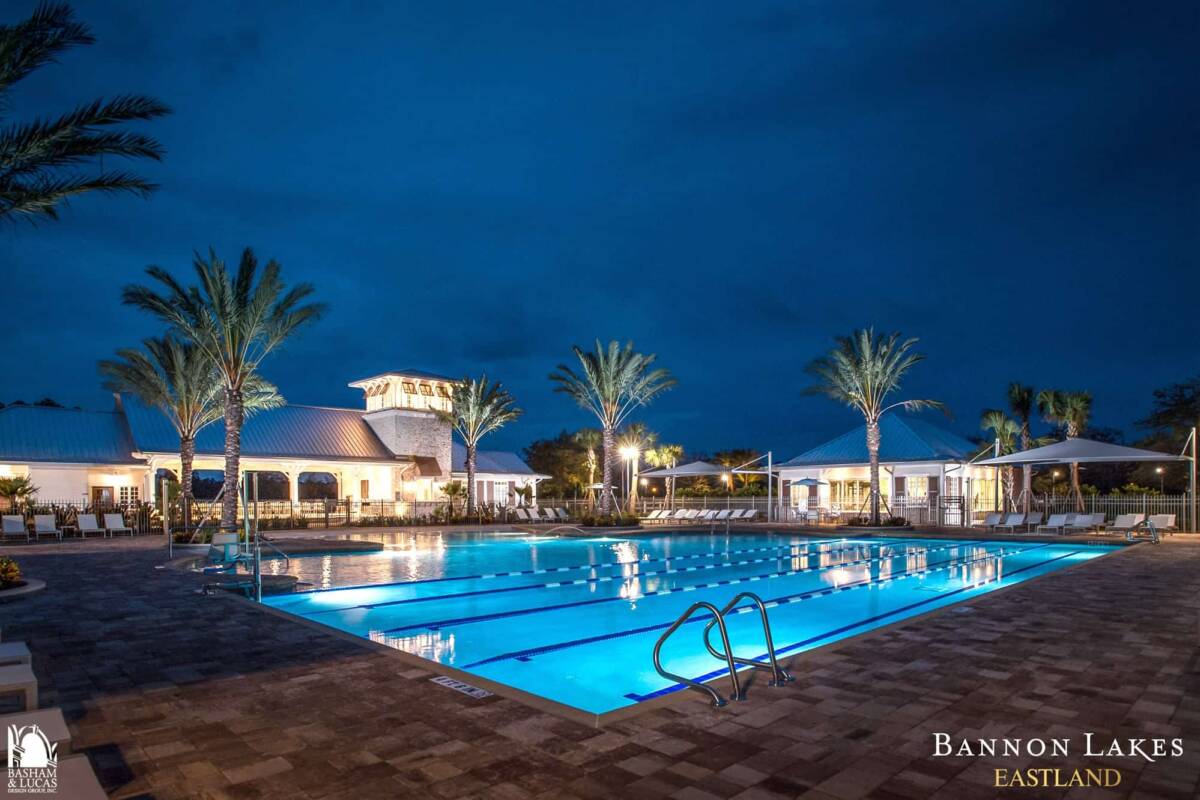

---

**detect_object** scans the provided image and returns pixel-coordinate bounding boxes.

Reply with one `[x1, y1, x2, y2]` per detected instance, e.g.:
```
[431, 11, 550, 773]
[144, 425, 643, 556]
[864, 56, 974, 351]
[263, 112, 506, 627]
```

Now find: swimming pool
[261, 531, 1118, 715]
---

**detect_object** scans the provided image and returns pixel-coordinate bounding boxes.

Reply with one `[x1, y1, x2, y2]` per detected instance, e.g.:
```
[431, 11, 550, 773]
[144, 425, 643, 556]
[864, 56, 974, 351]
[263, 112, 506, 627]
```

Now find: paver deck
[1, 534, 1198, 799]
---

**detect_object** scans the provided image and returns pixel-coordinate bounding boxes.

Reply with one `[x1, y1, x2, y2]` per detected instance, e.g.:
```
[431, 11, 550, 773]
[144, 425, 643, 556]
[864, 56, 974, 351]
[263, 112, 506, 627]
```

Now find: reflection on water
[373, 628, 457, 664]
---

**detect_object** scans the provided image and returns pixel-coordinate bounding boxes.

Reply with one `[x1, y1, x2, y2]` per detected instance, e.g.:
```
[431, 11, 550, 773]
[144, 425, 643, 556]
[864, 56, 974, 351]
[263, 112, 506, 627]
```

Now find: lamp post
[1156, 466, 1164, 494]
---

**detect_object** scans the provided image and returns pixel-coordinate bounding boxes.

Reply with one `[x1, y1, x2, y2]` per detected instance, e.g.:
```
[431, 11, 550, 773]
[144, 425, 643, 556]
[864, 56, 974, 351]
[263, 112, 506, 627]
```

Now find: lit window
[436, 385, 451, 399]
[119, 486, 139, 504]
[402, 381, 416, 393]
[419, 384, 433, 396]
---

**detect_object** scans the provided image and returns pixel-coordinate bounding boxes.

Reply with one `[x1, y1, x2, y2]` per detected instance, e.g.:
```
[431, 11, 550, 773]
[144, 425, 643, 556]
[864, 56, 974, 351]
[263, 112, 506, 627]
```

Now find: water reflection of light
[321, 554, 333, 589]
[373, 629, 456, 663]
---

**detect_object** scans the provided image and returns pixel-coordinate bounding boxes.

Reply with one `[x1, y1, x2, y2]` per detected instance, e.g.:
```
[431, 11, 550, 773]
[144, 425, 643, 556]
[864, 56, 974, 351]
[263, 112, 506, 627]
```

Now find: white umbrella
[976, 438, 1187, 466]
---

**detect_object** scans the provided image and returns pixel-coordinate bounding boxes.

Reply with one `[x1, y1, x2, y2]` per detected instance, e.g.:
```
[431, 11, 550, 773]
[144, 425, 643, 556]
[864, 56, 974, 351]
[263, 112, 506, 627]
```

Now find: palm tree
[550, 340, 676, 514]
[437, 376, 522, 514]
[1007, 383, 1036, 512]
[99, 336, 281, 517]
[980, 409, 1020, 510]
[0, 3, 170, 221]
[0, 475, 37, 509]
[806, 328, 943, 525]
[122, 248, 324, 530]
[441, 481, 466, 517]
[573, 428, 602, 508]
[645, 443, 684, 508]
[1036, 390, 1092, 510]
[616, 423, 657, 512]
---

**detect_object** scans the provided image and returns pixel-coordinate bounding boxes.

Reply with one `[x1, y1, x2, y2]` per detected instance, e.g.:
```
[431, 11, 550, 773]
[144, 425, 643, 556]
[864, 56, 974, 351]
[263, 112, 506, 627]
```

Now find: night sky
[3, 1, 1197, 456]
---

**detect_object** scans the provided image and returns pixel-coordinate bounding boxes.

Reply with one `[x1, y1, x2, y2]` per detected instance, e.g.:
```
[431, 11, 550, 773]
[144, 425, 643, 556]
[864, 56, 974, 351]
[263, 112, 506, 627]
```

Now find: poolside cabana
[976, 437, 1196, 529]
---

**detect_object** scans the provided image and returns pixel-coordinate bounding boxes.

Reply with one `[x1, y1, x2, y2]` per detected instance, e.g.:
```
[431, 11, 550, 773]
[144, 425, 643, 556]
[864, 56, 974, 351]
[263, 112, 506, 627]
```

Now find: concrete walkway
[1, 535, 1198, 799]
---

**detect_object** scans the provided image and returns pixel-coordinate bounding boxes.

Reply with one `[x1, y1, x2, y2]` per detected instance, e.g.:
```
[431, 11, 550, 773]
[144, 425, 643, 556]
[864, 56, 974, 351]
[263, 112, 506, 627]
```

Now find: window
[360, 479, 370, 499]
[419, 384, 433, 396]
[119, 486, 140, 504]
[402, 381, 416, 393]
[91, 487, 114, 505]
[436, 385, 451, 399]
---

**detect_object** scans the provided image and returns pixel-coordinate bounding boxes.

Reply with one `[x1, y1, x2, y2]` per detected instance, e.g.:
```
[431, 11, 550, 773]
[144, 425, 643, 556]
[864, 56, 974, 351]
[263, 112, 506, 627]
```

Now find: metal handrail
[1125, 519, 1160, 544]
[702, 592, 794, 687]
[255, 534, 291, 564]
[653, 601, 742, 707]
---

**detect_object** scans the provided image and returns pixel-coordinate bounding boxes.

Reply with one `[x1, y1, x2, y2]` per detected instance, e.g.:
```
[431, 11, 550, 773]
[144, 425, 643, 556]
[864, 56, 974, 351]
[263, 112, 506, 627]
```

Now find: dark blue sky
[3, 1, 1197, 455]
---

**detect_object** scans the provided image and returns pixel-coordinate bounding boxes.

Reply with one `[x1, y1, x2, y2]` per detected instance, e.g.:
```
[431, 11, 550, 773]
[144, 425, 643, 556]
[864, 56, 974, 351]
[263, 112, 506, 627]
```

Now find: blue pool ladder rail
[652, 591, 793, 707]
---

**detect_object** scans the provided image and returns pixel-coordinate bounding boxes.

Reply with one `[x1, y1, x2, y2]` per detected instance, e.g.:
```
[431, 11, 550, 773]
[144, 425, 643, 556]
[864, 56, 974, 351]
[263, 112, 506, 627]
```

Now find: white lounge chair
[511, 507, 529, 522]
[104, 513, 133, 537]
[554, 508, 570, 521]
[1065, 513, 1104, 533]
[994, 513, 1026, 532]
[1148, 514, 1176, 535]
[32, 514, 62, 541]
[75, 514, 106, 538]
[1109, 513, 1145, 536]
[2, 515, 29, 542]
[1021, 511, 1044, 531]
[699, 510, 718, 521]
[670, 509, 690, 521]
[980, 512, 1002, 530]
[714, 509, 732, 520]
[1036, 513, 1071, 534]
[741, 509, 760, 521]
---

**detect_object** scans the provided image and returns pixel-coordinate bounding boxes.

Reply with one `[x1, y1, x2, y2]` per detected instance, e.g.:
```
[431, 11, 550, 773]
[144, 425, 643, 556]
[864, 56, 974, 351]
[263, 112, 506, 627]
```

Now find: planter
[0, 578, 46, 602]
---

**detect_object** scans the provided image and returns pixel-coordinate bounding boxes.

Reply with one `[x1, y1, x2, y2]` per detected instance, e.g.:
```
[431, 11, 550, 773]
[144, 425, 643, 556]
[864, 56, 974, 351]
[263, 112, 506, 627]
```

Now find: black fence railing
[0, 500, 157, 535]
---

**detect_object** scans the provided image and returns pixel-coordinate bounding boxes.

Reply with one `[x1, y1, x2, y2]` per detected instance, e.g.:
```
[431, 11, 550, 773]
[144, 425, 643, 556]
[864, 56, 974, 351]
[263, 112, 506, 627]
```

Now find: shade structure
[976, 438, 1189, 466]
[790, 478, 829, 487]
[640, 460, 729, 478]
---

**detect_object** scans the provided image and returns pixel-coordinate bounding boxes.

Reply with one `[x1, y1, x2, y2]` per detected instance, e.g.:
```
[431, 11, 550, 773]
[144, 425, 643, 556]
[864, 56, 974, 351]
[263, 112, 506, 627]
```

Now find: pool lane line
[442, 545, 1046, 666]
[363, 540, 1013, 627]
[305, 539, 990, 615]
[281, 536, 947, 596]
[625, 548, 1082, 702]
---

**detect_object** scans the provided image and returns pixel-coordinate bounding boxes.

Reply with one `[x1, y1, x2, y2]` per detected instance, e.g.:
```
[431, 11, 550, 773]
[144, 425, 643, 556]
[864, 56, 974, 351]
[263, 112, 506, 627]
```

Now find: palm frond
[0, 171, 157, 219]
[0, 3, 92, 92]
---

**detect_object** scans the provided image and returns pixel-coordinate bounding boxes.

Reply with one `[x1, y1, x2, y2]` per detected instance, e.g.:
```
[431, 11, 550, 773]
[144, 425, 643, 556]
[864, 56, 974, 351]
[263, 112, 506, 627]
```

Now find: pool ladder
[652, 591, 794, 707]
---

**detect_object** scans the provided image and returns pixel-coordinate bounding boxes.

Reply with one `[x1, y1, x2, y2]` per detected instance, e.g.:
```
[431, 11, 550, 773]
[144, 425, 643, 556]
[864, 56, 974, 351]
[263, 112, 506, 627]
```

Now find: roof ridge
[0, 404, 115, 415]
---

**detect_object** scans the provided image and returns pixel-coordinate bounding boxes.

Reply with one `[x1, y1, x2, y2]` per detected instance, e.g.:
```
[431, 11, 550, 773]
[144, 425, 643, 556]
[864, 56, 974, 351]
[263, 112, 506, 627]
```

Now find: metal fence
[0, 499, 156, 535]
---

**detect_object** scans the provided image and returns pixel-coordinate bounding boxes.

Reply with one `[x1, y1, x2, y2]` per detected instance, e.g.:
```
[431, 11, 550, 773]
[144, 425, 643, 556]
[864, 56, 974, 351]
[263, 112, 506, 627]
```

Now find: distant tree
[616, 422, 656, 511]
[806, 328, 943, 525]
[1006, 383, 1036, 510]
[524, 431, 587, 498]
[437, 376, 522, 514]
[33, 397, 61, 407]
[712, 449, 762, 490]
[573, 428, 602, 506]
[0, 3, 170, 221]
[550, 340, 676, 514]
[1036, 390, 1092, 510]
[644, 443, 684, 507]
[980, 409, 1019, 509]
[441, 480, 466, 516]
[1132, 375, 1200, 492]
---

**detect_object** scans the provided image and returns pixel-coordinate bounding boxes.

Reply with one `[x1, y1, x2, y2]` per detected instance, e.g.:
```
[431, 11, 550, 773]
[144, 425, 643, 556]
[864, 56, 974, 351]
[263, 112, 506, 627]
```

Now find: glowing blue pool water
[261, 531, 1118, 714]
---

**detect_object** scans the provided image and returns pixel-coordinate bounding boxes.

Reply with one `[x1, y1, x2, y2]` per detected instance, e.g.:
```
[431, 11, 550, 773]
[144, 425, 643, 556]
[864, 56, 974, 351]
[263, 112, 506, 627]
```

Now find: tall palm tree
[980, 409, 1020, 510]
[122, 248, 324, 530]
[573, 428, 602, 508]
[616, 423, 657, 512]
[99, 336, 281, 514]
[437, 376, 522, 514]
[806, 328, 943, 525]
[0, 3, 170, 221]
[550, 340, 676, 514]
[1037, 389, 1093, 510]
[1007, 383, 1036, 511]
[645, 443, 684, 508]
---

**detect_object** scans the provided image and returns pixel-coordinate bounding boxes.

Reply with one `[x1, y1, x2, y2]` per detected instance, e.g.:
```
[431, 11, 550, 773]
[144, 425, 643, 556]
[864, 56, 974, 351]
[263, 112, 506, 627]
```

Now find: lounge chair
[75, 514, 106, 538]
[714, 509, 732, 520]
[32, 514, 63, 541]
[2, 515, 29, 543]
[671, 509, 691, 521]
[1022, 511, 1044, 531]
[741, 509, 760, 521]
[1035, 514, 1072, 534]
[1109, 513, 1145, 537]
[554, 508, 570, 521]
[699, 510, 718, 521]
[511, 508, 530, 522]
[1065, 513, 1104, 533]
[104, 513, 133, 537]
[1148, 514, 1176, 535]
[980, 512, 1003, 530]
[641, 510, 666, 525]
[994, 513, 1026, 532]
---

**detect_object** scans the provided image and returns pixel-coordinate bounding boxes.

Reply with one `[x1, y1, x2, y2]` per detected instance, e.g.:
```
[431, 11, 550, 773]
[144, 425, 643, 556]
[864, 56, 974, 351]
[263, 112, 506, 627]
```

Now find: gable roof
[452, 442, 544, 477]
[350, 369, 456, 385]
[122, 397, 400, 463]
[780, 414, 978, 468]
[0, 405, 140, 465]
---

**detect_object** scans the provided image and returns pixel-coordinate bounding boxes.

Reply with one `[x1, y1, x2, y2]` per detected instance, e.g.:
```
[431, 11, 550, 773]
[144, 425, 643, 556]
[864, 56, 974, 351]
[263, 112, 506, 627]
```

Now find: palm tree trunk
[1003, 466, 1015, 510]
[466, 444, 477, 514]
[1020, 426, 1032, 513]
[600, 426, 615, 514]
[180, 435, 195, 529]
[668, 475, 675, 509]
[628, 459, 639, 513]
[866, 420, 882, 525]
[586, 456, 596, 510]
[220, 387, 243, 532]
[1070, 462, 1083, 511]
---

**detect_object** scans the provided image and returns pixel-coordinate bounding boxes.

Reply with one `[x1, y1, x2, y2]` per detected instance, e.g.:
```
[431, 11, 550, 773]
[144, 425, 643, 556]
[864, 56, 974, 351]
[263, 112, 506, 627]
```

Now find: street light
[1156, 466, 1164, 493]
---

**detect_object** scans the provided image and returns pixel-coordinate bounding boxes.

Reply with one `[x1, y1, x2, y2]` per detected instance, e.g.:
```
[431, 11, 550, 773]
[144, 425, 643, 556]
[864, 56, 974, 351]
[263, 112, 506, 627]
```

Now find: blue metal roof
[780, 414, 978, 467]
[451, 442, 541, 476]
[0, 405, 140, 464]
[122, 397, 399, 462]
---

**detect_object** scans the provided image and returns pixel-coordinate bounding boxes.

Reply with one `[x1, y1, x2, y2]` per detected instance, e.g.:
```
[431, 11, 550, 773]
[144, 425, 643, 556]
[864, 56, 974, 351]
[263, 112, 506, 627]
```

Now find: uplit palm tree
[550, 340, 676, 514]
[980, 409, 1020, 510]
[1007, 383, 1036, 511]
[0, 3, 170, 221]
[806, 328, 943, 525]
[645, 443, 684, 508]
[1036, 389, 1092, 510]
[437, 376, 522, 514]
[0, 475, 37, 509]
[573, 428, 602, 508]
[617, 422, 657, 512]
[122, 248, 324, 530]
[99, 337, 281, 515]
